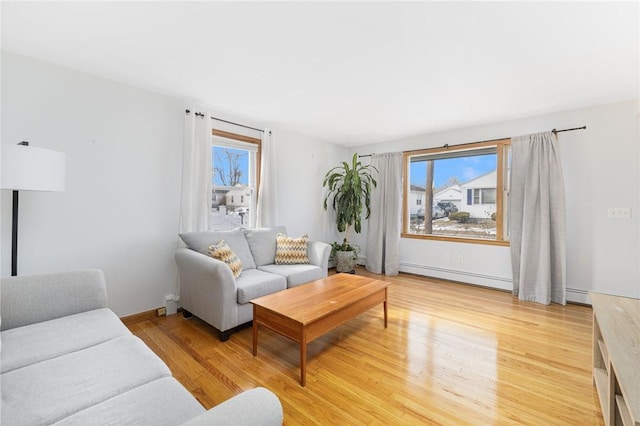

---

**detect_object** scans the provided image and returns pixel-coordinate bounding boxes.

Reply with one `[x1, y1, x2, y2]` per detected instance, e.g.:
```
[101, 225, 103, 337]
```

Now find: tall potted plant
[323, 153, 377, 273]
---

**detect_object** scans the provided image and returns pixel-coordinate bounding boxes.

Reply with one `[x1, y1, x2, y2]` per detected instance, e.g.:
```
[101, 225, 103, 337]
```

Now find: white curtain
[365, 152, 403, 276]
[509, 131, 567, 305]
[179, 111, 212, 233]
[256, 128, 278, 227]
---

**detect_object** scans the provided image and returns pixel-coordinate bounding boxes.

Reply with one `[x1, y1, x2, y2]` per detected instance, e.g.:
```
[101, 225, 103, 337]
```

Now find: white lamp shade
[1, 144, 66, 192]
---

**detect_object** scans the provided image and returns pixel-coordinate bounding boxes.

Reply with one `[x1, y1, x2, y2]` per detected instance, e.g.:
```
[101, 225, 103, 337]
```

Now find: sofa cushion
[243, 226, 287, 267]
[52, 377, 205, 426]
[258, 264, 324, 288]
[0, 308, 130, 374]
[208, 240, 243, 278]
[275, 233, 310, 265]
[1, 335, 171, 425]
[235, 269, 287, 304]
[1, 269, 107, 331]
[180, 229, 256, 270]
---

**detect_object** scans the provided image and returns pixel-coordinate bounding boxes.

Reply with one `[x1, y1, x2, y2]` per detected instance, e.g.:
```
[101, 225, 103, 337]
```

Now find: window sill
[401, 233, 510, 247]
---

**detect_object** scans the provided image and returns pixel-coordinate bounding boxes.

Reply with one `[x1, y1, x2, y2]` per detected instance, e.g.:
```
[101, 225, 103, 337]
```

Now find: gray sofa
[0, 270, 283, 425]
[176, 226, 331, 341]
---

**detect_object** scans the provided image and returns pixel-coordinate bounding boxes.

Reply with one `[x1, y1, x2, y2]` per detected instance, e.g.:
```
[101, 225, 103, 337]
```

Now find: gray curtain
[510, 131, 567, 305]
[365, 152, 402, 276]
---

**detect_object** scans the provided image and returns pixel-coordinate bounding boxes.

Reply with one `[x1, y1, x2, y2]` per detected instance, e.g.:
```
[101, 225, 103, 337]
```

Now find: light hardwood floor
[126, 269, 604, 425]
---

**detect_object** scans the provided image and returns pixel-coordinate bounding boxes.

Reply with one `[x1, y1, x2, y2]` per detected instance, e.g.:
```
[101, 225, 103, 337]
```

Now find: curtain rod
[420, 126, 587, 152]
[185, 109, 264, 133]
[437, 126, 586, 150]
[363, 125, 587, 157]
[552, 126, 586, 134]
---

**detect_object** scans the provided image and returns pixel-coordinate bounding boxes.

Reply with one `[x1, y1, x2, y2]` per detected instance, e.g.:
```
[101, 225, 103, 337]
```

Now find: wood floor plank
[127, 268, 604, 425]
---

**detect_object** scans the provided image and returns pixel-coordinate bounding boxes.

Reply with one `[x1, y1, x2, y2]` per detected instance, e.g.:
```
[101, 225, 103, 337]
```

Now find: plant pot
[334, 250, 356, 274]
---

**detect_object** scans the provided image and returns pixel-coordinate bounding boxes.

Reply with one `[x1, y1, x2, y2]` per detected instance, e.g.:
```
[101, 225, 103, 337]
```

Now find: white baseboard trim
[566, 287, 590, 305]
[400, 262, 512, 291]
[399, 262, 591, 305]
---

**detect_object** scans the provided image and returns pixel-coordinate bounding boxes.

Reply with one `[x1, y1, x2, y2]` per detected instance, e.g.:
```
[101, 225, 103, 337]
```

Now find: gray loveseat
[0, 270, 283, 425]
[176, 226, 331, 341]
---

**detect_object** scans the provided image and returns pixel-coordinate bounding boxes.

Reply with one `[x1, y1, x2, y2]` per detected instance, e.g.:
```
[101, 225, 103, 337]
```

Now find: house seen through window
[210, 132, 260, 230]
[403, 139, 510, 244]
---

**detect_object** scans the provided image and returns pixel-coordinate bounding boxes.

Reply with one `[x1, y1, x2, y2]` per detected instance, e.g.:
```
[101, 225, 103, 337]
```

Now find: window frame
[402, 138, 511, 246]
[210, 129, 261, 229]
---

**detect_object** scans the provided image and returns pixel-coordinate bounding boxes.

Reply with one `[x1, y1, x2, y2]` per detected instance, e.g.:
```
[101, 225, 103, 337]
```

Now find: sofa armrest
[175, 248, 238, 331]
[1, 269, 107, 331]
[308, 240, 331, 278]
[180, 387, 283, 426]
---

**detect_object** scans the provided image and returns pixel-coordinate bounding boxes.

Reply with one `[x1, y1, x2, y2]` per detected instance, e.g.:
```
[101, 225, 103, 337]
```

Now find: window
[467, 188, 496, 205]
[403, 139, 510, 245]
[210, 130, 260, 230]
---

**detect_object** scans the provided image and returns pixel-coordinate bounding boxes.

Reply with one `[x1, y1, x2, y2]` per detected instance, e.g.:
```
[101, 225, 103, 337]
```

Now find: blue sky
[410, 153, 496, 188]
[212, 146, 249, 186]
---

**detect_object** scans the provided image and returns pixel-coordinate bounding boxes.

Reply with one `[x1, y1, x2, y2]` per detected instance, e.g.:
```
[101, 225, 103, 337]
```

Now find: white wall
[1, 52, 185, 316]
[352, 100, 640, 302]
[1, 52, 347, 316]
[272, 128, 348, 243]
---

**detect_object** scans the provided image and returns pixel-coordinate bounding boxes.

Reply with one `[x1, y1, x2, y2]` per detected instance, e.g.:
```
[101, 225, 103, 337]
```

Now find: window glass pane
[482, 188, 496, 204]
[408, 149, 498, 240]
[211, 145, 254, 230]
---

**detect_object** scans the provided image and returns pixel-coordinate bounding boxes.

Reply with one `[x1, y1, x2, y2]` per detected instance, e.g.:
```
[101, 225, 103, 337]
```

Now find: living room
[1, 2, 638, 425]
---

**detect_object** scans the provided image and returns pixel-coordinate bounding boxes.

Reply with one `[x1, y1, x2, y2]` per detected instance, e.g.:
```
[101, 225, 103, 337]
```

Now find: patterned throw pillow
[208, 240, 243, 278]
[275, 233, 309, 265]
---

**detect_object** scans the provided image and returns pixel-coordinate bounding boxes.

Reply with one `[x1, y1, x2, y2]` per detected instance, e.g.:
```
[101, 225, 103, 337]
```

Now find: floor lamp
[1, 142, 66, 276]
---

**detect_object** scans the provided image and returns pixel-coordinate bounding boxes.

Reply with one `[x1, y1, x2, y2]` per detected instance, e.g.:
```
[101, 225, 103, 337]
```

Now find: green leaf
[322, 153, 378, 245]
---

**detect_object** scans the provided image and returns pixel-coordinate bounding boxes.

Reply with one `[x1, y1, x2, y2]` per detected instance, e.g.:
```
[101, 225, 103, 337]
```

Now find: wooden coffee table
[250, 273, 389, 386]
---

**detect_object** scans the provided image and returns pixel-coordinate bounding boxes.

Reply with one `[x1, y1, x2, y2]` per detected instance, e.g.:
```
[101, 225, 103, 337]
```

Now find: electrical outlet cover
[607, 207, 632, 219]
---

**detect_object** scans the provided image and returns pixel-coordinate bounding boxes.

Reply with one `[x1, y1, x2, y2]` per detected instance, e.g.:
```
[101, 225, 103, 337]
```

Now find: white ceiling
[2, 1, 638, 146]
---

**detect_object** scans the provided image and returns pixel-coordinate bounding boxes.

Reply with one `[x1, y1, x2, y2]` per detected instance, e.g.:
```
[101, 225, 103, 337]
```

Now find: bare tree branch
[213, 149, 247, 186]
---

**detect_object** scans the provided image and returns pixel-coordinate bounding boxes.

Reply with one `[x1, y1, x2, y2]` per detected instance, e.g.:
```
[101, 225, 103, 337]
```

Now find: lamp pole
[11, 190, 19, 276]
[10, 141, 29, 276]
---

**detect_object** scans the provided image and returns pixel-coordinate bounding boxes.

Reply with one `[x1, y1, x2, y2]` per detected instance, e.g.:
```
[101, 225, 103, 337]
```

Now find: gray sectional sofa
[0, 269, 283, 425]
[176, 226, 331, 341]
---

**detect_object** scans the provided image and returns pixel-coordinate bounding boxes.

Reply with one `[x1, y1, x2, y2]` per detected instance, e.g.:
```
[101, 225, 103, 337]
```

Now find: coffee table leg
[252, 307, 258, 356]
[300, 340, 307, 386]
[384, 288, 388, 328]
